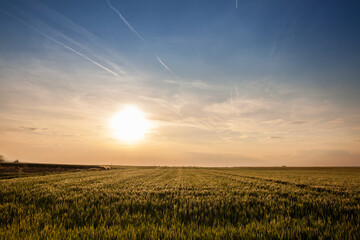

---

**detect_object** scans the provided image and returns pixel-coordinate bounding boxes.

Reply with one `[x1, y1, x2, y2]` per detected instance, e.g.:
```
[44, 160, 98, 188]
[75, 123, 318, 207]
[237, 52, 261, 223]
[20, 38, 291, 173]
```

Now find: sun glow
[110, 105, 151, 144]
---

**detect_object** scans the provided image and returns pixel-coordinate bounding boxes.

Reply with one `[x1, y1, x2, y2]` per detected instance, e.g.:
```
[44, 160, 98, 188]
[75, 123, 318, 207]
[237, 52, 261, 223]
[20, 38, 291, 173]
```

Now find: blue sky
[0, 0, 359, 166]
[1, 0, 360, 82]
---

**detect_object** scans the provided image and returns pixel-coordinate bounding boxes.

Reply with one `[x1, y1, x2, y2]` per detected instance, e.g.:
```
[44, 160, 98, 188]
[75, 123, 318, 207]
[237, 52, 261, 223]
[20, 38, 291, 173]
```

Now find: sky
[0, 0, 359, 166]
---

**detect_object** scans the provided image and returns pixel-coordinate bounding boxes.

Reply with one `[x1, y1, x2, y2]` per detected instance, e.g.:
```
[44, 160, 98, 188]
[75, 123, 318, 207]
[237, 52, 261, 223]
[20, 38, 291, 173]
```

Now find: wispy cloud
[269, 136, 282, 139]
[0, 8, 119, 77]
[155, 54, 176, 76]
[106, 0, 176, 76]
[290, 120, 308, 125]
[31, 1, 129, 75]
[106, 0, 145, 42]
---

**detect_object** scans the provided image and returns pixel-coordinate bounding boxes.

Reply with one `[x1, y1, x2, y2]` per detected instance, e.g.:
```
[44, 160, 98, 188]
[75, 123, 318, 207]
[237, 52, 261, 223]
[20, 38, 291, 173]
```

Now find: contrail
[155, 54, 175, 76]
[47, 36, 119, 76]
[33, 1, 128, 76]
[106, 0, 145, 41]
[0, 8, 118, 77]
[236, 0, 238, 9]
[229, 81, 234, 114]
[230, 89, 234, 114]
[106, 0, 176, 76]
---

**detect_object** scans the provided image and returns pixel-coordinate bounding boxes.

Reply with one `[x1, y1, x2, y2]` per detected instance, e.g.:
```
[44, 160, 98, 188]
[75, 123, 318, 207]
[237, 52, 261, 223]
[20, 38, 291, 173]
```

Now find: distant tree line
[0, 155, 19, 163]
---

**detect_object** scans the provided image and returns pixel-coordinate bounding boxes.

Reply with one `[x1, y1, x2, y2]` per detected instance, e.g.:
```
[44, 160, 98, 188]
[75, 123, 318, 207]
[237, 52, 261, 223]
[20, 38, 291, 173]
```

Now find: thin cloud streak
[155, 54, 176, 76]
[48, 37, 119, 77]
[106, 0, 176, 76]
[0, 8, 119, 77]
[106, 0, 145, 42]
[31, 0, 128, 76]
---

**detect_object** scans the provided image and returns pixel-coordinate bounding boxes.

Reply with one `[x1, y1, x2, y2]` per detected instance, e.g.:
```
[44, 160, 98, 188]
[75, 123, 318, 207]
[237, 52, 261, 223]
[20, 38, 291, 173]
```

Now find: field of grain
[0, 167, 359, 239]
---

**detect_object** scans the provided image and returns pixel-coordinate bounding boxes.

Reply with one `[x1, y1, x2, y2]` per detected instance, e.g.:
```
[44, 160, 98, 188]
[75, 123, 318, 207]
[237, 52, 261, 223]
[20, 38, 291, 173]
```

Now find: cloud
[21, 127, 47, 132]
[106, 0, 176, 76]
[290, 120, 308, 125]
[0, 8, 119, 77]
[106, 0, 145, 41]
[269, 136, 282, 139]
[155, 54, 176, 76]
[0, 125, 50, 135]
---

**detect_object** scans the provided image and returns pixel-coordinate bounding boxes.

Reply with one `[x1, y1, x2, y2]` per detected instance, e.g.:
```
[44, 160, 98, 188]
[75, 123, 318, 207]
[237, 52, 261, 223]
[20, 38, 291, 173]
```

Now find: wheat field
[1, 167, 359, 239]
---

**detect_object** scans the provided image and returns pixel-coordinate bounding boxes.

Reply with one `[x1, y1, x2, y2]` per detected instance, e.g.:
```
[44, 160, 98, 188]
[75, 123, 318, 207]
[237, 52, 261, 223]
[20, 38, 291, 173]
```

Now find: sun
[109, 105, 151, 144]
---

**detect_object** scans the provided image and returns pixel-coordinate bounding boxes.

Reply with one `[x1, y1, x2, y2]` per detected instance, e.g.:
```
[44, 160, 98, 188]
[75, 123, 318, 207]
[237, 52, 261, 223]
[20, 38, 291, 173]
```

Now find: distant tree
[14, 159, 19, 163]
[0, 155, 5, 162]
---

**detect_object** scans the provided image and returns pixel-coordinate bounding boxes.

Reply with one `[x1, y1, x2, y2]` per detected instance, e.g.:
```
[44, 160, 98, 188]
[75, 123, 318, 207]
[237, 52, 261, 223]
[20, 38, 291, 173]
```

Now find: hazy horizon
[1, 0, 359, 167]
